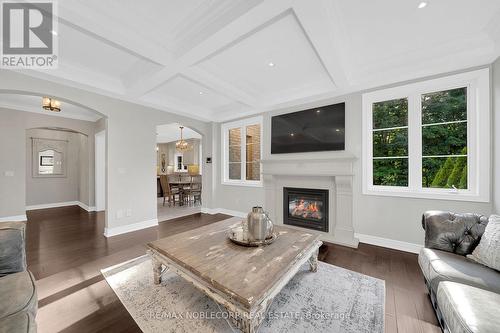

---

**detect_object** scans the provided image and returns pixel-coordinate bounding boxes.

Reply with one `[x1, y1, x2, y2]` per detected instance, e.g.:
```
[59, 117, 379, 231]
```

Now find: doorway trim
[95, 130, 106, 212]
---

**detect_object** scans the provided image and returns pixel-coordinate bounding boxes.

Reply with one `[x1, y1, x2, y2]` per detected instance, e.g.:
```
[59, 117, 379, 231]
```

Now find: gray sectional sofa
[0, 222, 37, 333]
[418, 211, 500, 333]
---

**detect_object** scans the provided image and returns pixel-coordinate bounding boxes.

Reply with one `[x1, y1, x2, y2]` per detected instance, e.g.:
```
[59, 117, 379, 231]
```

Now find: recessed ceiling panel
[196, 12, 335, 105]
[75, 0, 207, 50]
[57, 23, 160, 86]
[333, 0, 500, 69]
[143, 75, 240, 110]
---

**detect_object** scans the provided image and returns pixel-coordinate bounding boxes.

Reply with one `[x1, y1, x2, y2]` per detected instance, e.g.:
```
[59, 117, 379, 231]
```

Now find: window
[372, 98, 409, 186]
[363, 69, 490, 202]
[175, 153, 186, 172]
[222, 116, 263, 186]
[421, 88, 468, 189]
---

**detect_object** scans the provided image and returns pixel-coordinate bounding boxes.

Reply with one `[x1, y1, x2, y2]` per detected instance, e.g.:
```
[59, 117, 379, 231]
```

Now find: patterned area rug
[102, 255, 384, 333]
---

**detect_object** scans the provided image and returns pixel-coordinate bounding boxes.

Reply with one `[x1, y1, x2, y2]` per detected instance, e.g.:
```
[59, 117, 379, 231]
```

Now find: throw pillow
[468, 215, 500, 271]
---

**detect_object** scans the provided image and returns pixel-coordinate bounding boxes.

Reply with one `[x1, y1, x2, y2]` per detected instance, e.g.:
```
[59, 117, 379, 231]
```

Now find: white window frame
[221, 115, 263, 187]
[362, 68, 490, 202]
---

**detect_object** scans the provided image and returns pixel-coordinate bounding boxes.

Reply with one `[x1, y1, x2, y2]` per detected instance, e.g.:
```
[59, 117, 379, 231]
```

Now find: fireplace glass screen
[283, 187, 328, 232]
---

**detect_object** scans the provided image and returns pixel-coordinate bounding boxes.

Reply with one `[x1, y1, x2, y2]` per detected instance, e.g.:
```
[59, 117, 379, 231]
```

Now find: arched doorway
[156, 122, 203, 221]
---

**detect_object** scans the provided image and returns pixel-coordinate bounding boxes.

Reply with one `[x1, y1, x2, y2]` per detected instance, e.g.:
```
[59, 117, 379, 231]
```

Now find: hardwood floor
[26, 206, 440, 333]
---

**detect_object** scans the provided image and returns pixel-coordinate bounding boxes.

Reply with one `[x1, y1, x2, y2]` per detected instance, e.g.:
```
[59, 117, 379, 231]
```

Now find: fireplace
[283, 187, 329, 232]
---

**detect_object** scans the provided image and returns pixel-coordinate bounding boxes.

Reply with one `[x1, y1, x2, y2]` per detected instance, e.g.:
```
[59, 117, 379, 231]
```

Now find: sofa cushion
[468, 215, 500, 271]
[0, 271, 37, 319]
[0, 222, 27, 277]
[437, 281, 500, 333]
[0, 311, 36, 333]
[419, 248, 500, 294]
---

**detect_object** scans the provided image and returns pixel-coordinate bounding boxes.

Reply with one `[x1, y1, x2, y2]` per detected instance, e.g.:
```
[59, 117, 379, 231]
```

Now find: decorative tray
[227, 224, 277, 247]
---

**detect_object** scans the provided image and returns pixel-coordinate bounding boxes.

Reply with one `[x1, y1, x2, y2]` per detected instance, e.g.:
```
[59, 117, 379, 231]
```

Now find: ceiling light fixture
[268, 62, 275, 67]
[176, 126, 192, 152]
[50, 30, 58, 36]
[418, 2, 427, 9]
[42, 97, 61, 112]
[199, 91, 203, 95]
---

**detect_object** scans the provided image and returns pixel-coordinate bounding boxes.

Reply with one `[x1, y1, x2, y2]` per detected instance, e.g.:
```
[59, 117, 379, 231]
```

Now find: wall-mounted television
[271, 102, 345, 154]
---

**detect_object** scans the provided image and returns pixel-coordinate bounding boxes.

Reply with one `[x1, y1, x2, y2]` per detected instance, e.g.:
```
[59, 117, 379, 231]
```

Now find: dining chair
[186, 175, 202, 205]
[159, 175, 180, 206]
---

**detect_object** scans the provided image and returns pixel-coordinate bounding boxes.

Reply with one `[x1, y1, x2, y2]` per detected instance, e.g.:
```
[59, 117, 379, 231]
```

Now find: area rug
[102, 255, 384, 333]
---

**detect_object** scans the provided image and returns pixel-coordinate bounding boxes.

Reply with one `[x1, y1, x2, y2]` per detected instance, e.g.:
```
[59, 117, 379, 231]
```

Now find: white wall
[213, 67, 495, 246]
[0, 69, 214, 234]
[493, 57, 500, 214]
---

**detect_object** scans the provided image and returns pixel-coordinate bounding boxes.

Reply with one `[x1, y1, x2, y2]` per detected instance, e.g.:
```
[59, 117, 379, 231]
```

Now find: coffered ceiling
[18, 0, 500, 122]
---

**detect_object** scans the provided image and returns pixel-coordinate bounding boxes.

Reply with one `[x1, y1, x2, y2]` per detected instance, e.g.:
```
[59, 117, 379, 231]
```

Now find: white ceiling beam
[292, 0, 350, 88]
[138, 93, 215, 122]
[16, 69, 214, 123]
[181, 67, 263, 109]
[127, 0, 295, 98]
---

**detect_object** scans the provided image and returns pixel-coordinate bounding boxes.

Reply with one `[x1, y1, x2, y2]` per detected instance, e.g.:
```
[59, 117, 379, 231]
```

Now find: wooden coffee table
[147, 217, 322, 333]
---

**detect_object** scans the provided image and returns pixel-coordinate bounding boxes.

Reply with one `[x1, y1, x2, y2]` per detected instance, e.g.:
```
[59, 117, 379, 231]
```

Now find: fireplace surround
[284, 187, 329, 232]
[262, 155, 359, 248]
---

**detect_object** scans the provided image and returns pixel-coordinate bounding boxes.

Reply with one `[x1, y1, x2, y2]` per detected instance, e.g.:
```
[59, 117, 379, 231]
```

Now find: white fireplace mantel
[262, 155, 359, 248]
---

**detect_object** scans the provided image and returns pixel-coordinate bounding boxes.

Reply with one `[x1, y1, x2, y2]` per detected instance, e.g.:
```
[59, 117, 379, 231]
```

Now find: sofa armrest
[421, 211, 488, 255]
[0, 221, 27, 277]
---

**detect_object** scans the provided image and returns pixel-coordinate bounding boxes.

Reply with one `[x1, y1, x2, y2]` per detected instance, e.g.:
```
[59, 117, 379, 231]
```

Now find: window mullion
[224, 127, 229, 182]
[408, 94, 421, 191]
[240, 126, 246, 181]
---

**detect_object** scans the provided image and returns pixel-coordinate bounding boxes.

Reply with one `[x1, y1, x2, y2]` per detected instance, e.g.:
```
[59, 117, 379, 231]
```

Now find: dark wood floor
[26, 206, 440, 333]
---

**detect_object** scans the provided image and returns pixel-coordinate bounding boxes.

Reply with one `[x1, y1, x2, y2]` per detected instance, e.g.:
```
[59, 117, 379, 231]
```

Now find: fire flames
[290, 199, 322, 220]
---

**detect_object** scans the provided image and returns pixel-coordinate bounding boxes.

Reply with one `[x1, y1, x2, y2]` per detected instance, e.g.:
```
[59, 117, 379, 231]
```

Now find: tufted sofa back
[422, 211, 489, 255]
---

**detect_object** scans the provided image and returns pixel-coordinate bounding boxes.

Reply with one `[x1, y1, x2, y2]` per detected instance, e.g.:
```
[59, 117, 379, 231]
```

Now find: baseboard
[103, 218, 158, 237]
[201, 207, 246, 218]
[200, 207, 218, 215]
[26, 201, 96, 212]
[355, 233, 422, 254]
[26, 201, 80, 211]
[0, 214, 28, 222]
[77, 202, 96, 212]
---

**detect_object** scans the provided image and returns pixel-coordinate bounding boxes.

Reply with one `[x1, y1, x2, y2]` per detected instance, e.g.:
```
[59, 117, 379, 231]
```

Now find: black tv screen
[271, 102, 345, 154]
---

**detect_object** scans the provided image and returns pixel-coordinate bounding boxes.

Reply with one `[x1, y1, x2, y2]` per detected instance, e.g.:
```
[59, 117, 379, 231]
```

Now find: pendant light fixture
[175, 126, 192, 152]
